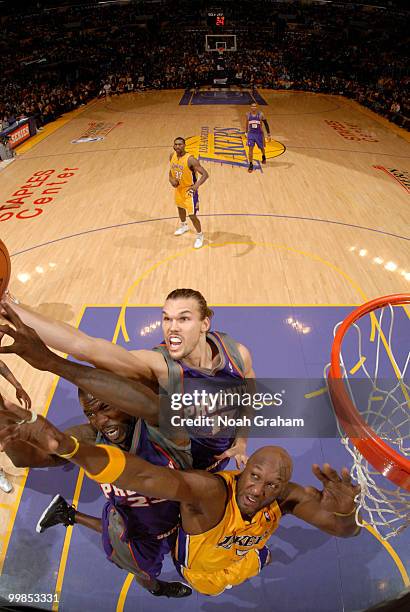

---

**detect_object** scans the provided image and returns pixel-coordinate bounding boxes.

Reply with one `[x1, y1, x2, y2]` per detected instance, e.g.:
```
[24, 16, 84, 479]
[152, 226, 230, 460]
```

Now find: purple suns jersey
[247, 111, 263, 134]
[154, 331, 247, 471]
[100, 419, 181, 544]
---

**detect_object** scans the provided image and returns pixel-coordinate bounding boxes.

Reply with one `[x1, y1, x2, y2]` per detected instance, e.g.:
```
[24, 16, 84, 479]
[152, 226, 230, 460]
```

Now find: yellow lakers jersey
[170, 152, 196, 190]
[175, 470, 281, 575]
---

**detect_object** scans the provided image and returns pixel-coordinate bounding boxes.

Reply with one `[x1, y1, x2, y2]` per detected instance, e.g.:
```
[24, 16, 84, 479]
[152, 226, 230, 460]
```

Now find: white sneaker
[174, 224, 189, 236]
[194, 233, 204, 249]
[0, 469, 13, 493]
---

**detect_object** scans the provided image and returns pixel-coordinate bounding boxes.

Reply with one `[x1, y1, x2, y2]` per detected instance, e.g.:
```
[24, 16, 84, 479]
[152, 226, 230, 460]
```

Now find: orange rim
[328, 294, 410, 491]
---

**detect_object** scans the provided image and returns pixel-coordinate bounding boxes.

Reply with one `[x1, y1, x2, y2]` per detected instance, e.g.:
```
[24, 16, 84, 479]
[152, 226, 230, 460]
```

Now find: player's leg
[174, 206, 189, 236]
[188, 192, 203, 248]
[75, 510, 102, 533]
[36, 494, 98, 533]
[247, 142, 255, 172]
[106, 507, 191, 598]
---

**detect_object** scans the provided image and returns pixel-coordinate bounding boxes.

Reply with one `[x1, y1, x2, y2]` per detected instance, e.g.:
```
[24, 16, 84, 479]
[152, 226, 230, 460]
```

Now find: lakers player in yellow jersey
[0, 403, 361, 598]
[169, 137, 209, 249]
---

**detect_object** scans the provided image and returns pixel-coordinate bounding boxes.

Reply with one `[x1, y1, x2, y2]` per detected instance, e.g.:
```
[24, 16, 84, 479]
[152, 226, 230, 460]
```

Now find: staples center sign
[0, 167, 79, 222]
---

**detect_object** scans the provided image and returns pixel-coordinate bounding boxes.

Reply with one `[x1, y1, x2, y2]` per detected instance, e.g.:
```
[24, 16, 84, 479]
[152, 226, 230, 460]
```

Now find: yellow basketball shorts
[177, 546, 270, 596]
[174, 188, 199, 216]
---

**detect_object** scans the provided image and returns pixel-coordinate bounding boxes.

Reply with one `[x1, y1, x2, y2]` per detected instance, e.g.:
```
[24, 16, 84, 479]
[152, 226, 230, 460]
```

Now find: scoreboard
[207, 11, 225, 27]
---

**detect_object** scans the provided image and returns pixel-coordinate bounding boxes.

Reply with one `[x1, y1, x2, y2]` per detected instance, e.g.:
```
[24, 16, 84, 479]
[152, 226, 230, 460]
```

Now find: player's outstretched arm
[0, 402, 222, 507]
[0, 304, 160, 422]
[282, 463, 361, 537]
[1, 297, 154, 381]
[0, 401, 95, 468]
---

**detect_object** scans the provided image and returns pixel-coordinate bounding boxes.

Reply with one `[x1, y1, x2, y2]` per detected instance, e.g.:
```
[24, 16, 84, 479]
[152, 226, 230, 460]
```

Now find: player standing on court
[169, 137, 209, 249]
[245, 102, 271, 173]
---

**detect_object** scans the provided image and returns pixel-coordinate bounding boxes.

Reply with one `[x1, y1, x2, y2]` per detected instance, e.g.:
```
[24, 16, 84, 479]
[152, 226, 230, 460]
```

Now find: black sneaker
[262, 155, 266, 164]
[248, 163, 254, 173]
[150, 580, 192, 598]
[36, 494, 76, 533]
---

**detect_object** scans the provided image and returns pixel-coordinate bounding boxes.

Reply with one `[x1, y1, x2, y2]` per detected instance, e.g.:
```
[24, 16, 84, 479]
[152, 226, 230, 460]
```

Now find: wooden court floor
[0, 89, 409, 610]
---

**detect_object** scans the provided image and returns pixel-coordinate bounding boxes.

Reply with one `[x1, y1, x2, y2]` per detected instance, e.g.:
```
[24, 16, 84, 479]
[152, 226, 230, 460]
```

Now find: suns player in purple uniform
[245, 102, 271, 173]
[2, 388, 192, 598]
[153, 293, 251, 470]
[1, 289, 252, 469]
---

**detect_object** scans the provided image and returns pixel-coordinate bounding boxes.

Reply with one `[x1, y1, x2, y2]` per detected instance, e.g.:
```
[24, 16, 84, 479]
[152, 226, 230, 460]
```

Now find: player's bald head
[236, 446, 293, 516]
[247, 446, 293, 481]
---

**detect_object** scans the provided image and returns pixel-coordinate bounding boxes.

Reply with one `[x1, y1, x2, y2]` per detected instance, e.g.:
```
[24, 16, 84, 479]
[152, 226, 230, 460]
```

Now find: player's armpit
[237, 343, 254, 377]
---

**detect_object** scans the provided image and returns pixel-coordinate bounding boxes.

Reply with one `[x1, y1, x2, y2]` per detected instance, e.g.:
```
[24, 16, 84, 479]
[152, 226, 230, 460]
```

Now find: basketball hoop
[327, 294, 410, 539]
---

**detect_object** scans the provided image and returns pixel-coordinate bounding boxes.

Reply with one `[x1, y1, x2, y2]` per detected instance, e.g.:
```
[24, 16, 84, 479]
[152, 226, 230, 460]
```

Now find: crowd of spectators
[0, 0, 408, 132]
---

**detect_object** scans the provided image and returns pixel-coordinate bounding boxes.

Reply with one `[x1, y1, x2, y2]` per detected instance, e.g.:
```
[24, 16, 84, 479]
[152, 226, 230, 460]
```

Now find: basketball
[0, 239, 11, 300]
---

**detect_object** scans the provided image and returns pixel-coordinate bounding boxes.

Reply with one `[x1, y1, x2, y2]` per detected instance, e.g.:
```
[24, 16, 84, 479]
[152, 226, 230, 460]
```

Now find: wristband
[85, 444, 126, 483]
[16, 411, 38, 425]
[57, 435, 80, 459]
[333, 506, 357, 517]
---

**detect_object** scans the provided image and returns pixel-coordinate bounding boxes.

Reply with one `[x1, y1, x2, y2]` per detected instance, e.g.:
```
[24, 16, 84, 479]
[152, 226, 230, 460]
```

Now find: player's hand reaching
[214, 439, 248, 470]
[0, 303, 55, 371]
[305, 463, 360, 515]
[187, 184, 198, 196]
[0, 400, 61, 454]
[15, 386, 31, 410]
[170, 177, 179, 188]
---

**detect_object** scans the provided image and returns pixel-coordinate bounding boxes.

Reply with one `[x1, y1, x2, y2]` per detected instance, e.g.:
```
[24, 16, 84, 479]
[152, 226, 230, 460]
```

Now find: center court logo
[71, 121, 122, 144]
[186, 127, 285, 170]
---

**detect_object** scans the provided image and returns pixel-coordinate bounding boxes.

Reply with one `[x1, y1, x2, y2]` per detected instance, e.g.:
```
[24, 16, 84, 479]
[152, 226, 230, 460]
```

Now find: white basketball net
[326, 303, 410, 540]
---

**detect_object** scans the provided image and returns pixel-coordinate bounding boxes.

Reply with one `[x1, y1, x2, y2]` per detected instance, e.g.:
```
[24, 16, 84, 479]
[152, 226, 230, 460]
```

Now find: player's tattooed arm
[0, 304, 160, 424]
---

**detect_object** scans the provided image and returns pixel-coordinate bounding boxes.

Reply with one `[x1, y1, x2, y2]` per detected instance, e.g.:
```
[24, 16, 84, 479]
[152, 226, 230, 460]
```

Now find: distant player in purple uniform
[2, 389, 192, 598]
[245, 102, 271, 173]
[1, 289, 252, 469]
